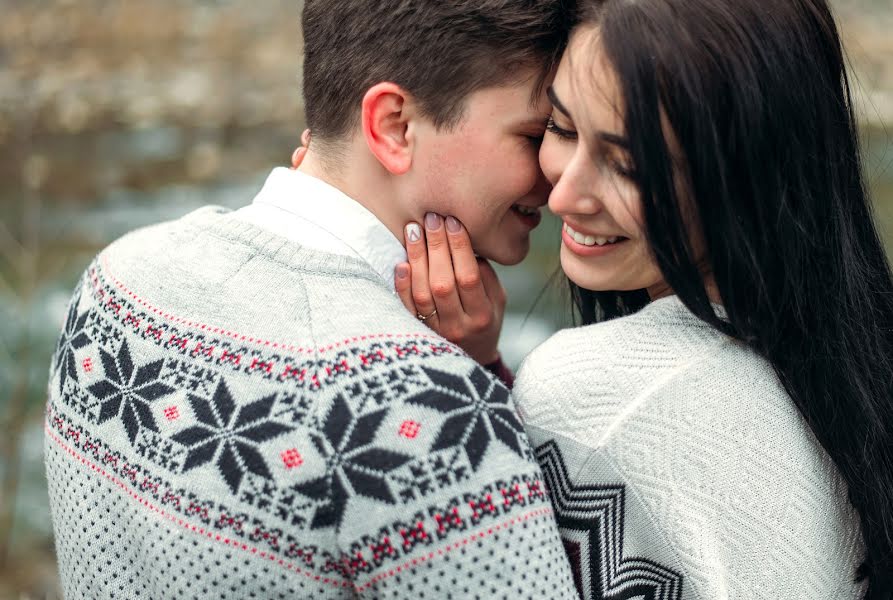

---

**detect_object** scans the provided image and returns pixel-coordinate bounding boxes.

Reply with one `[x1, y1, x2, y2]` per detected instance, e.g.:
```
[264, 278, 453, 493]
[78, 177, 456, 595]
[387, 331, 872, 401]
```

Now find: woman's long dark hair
[571, 0, 893, 596]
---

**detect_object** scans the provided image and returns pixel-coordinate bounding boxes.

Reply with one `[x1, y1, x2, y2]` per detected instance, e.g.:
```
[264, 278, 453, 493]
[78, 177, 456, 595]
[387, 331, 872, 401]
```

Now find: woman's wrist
[483, 354, 515, 389]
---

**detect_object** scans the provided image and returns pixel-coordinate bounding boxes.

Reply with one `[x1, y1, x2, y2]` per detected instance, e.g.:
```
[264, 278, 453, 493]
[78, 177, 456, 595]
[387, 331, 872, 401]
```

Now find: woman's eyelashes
[524, 133, 545, 147]
[546, 116, 578, 141]
[594, 142, 637, 180]
[546, 115, 636, 179]
[607, 155, 636, 179]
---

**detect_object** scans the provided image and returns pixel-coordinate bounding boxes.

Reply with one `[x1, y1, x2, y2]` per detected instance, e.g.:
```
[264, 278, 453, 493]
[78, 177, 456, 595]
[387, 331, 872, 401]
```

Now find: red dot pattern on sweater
[398, 420, 421, 439]
[281, 448, 304, 469]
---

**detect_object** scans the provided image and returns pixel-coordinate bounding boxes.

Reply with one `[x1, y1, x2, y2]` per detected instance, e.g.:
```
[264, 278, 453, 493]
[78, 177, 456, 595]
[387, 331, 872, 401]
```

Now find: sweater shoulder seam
[593, 335, 734, 448]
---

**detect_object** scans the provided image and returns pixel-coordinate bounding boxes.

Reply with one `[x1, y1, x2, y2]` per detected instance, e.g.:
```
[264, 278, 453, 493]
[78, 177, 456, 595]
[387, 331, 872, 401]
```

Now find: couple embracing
[46, 0, 893, 598]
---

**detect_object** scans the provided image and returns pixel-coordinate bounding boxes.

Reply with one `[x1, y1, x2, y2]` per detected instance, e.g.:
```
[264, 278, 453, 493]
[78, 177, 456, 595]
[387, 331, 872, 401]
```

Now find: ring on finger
[417, 309, 438, 322]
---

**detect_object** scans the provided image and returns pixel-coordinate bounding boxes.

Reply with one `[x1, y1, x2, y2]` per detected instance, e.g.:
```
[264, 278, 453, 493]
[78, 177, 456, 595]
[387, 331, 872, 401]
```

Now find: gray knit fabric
[45, 206, 578, 599]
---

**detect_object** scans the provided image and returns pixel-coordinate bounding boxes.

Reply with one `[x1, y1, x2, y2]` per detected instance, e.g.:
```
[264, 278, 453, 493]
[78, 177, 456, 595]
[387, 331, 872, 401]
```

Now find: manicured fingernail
[425, 212, 442, 231]
[406, 223, 421, 243]
[445, 216, 461, 233]
[395, 264, 409, 279]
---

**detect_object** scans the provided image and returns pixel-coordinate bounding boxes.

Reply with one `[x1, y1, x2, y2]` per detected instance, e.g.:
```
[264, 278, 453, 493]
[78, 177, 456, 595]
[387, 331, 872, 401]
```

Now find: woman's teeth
[564, 224, 620, 247]
[512, 204, 539, 217]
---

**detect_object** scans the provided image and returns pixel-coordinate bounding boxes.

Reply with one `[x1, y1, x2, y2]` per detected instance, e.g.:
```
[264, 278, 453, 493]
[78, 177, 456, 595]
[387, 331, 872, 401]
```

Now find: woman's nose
[548, 158, 601, 217]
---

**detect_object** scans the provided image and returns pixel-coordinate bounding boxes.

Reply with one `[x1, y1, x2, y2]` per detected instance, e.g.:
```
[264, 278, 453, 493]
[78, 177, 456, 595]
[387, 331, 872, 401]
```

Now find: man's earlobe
[362, 83, 414, 175]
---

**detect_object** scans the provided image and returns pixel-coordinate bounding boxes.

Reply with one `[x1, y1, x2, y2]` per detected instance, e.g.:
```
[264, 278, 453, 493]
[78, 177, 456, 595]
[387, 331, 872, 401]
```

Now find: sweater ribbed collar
[238, 167, 407, 291]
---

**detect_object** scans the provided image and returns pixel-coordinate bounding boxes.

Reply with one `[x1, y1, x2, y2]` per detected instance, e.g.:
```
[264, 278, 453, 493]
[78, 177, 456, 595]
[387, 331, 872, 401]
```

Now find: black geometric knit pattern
[87, 339, 177, 443]
[62, 265, 538, 537]
[46, 405, 553, 580]
[536, 440, 684, 600]
[406, 365, 529, 469]
[171, 379, 294, 493]
[295, 393, 414, 529]
[52, 291, 92, 395]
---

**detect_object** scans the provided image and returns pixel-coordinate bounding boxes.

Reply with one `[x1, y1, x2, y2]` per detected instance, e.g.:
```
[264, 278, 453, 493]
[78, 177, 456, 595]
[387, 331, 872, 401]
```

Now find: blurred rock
[0, 0, 305, 141]
[22, 154, 49, 191]
[187, 140, 222, 180]
[835, 0, 893, 127]
[0, 0, 887, 206]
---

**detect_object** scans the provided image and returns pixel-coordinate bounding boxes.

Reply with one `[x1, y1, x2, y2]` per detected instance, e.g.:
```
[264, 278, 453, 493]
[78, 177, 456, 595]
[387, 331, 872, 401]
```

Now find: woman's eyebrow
[547, 86, 572, 118]
[547, 85, 630, 147]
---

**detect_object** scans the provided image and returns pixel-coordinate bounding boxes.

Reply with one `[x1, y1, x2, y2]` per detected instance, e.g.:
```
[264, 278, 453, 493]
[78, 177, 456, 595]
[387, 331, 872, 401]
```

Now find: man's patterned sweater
[45, 206, 578, 599]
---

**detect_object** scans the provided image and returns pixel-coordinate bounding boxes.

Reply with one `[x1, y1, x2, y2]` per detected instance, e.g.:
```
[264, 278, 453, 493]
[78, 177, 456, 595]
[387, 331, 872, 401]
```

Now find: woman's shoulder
[517, 296, 726, 387]
[514, 296, 777, 444]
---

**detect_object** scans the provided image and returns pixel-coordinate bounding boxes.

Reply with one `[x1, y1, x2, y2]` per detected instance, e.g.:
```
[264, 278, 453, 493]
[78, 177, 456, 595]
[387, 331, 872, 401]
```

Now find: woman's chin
[560, 249, 614, 291]
[560, 244, 663, 293]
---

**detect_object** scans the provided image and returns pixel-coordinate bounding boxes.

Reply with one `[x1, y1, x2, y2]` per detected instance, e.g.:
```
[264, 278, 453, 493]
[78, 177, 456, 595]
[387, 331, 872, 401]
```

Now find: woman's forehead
[556, 28, 626, 134]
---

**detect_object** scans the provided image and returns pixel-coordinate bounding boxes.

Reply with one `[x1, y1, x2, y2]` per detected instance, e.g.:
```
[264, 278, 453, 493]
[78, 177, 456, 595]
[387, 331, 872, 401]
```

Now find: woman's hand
[395, 213, 507, 366]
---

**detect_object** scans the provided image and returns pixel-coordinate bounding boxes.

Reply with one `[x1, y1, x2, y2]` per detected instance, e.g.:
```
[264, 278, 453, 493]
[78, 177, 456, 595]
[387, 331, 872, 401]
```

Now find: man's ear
[361, 82, 415, 175]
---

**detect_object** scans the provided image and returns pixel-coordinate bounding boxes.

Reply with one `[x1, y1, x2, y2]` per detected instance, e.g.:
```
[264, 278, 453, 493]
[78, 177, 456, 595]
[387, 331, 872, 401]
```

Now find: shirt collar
[250, 167, 407, 288]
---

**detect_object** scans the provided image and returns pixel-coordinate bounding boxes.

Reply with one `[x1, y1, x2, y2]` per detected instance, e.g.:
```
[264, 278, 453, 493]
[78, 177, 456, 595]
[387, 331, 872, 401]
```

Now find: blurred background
[0, 1, 891, 597]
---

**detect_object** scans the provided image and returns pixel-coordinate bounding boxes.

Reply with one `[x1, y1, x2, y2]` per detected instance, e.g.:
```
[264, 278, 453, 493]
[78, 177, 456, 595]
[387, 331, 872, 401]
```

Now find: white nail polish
[406, 223, 421, 243]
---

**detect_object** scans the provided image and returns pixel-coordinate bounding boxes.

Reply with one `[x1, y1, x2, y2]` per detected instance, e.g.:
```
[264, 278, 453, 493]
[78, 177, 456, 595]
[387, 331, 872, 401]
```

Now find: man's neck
[297, 149, 408, 244]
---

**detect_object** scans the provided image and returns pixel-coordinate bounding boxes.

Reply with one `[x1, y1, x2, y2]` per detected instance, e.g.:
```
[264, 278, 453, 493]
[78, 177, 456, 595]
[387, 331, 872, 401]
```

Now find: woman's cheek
[612, 182, 647, 235]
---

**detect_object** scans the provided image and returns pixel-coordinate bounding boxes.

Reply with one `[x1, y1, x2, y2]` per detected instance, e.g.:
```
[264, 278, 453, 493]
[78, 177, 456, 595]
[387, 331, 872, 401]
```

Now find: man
[45, 1, 578, 597]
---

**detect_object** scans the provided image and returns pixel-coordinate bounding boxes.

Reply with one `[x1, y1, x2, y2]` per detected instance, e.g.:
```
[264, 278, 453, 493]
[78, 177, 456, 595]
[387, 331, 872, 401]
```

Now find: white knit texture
[514, 296, 865, 600]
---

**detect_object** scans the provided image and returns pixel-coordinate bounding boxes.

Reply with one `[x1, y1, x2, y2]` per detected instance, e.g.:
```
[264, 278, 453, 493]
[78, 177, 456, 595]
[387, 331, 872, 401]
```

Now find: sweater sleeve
[328, 357, 578, 599]
[484, 355, 515, 388]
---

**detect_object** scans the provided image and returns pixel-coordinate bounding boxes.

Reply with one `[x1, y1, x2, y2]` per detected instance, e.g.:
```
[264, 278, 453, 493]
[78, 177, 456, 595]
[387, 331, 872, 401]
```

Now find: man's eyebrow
[547, 86, 571, 118]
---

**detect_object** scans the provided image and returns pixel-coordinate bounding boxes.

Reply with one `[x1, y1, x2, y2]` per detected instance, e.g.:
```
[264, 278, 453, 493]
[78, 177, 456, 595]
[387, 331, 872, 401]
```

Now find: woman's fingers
[404, 222, 438, 325]
[394, 262, 416, 313]
[399, 215, 505, 364]
[444, 216, 490, 330]
[423, 212, 464, 334]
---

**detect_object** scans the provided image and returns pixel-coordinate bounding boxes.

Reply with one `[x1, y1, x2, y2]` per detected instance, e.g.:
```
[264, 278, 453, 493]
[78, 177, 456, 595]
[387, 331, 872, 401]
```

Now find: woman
[384, 0, 893, 597]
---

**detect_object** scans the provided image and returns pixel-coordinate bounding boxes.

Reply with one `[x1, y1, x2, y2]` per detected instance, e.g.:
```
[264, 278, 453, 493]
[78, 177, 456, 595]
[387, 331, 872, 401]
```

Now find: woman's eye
[609, 156, 638, 180]
[545, 117, 578, 142]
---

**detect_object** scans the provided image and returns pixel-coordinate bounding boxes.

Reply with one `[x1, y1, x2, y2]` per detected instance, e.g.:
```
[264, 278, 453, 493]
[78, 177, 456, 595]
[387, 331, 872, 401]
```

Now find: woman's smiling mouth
[563, 222, 628, 247]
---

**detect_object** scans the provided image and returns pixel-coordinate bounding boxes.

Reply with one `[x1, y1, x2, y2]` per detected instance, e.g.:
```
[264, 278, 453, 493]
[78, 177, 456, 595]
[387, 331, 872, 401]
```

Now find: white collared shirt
[234, 167, 407, 291]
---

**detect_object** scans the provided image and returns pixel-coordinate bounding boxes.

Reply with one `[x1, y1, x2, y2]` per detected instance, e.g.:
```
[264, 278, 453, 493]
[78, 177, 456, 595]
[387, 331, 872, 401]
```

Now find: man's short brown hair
[302, 0, 573, 145]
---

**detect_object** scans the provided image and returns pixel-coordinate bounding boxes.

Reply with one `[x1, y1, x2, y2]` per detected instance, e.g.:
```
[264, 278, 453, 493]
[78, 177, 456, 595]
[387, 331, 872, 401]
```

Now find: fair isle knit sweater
[45, 205, 578, 599]
[513, 296, 866, 600]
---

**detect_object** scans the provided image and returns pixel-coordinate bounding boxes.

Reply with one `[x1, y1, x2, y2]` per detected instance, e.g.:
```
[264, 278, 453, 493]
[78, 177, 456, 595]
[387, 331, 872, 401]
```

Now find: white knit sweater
[514, 295, 866, 600]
